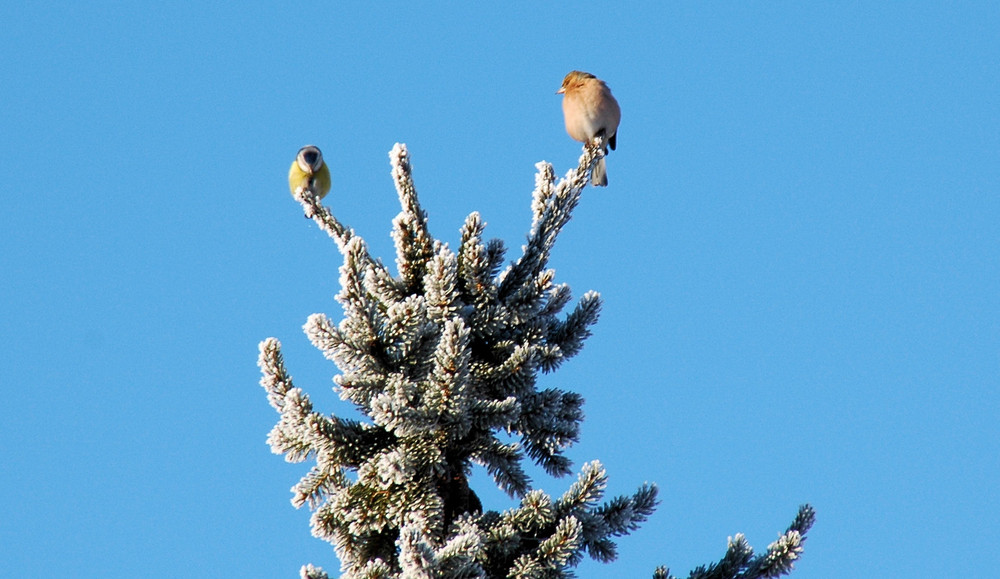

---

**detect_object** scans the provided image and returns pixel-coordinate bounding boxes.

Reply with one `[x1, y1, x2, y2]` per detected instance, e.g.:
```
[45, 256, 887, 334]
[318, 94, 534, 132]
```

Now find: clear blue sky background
[2, 3, 997, 577]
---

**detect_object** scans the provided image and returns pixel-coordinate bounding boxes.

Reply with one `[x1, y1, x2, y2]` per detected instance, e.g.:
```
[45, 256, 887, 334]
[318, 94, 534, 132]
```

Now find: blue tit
[288, 145, 332, 199]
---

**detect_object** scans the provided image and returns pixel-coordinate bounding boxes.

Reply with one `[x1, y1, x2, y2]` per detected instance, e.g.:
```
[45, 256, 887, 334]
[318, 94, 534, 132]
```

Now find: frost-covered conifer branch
[291, 184, 356, 253]
[390, 143, 436, 292]
[541, 290, 601, 370]
[555, 462, 658, 565]
[731, 504, 814, 579]
[259, 337, 295, 412]
[469, 437, 529, 497]
[656, 504, 815, 579]
[291, 171, 395, 298]
[593, 483, 659, 538]
[398, 516, 487, 579]
[423, 245, 461, 323]
[457, 212, 496, 305]
[516, 389, 584, 477]
[498, 145, 600, 306]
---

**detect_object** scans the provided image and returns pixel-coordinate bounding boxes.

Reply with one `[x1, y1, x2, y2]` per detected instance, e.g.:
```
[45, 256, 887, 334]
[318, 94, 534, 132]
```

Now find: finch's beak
[556, 87, 565, 94]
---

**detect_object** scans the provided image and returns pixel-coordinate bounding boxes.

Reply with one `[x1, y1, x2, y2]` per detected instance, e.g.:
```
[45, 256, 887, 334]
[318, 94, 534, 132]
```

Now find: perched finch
[557, 71, 621, 186]
[288, 145, 332, 200]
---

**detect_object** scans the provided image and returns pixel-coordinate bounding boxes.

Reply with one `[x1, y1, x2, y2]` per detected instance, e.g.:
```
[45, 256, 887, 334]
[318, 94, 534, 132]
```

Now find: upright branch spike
[390, 143, 435, 291]
[557, 461, 607, 512]
[258, 338, 294, 412]
[530, 162, 558, 230]
[535, 515, 582, 569]
[786, 504, 816, 536]
[499, 147, 597, 300]
[335, 237, 384, 356]
[738, 504, 816, 579]
[457, 212, 499, 304]
[677, 504, 814, 579]
[424, 245, 461, 322]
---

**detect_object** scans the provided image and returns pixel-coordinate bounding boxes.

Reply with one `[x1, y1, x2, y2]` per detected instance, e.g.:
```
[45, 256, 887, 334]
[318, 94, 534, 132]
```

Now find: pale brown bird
[557, 70, 621, 186]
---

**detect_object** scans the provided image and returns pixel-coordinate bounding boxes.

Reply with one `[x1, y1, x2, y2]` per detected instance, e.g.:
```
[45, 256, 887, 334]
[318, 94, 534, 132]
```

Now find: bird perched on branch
[288, 145, 331, 199]
[557, 71, 621, 186]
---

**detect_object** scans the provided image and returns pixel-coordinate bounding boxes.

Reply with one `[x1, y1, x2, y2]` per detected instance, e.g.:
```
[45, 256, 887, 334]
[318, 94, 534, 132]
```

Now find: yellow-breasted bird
[288, 145, 331, 199]
[557, 71, 621, 186]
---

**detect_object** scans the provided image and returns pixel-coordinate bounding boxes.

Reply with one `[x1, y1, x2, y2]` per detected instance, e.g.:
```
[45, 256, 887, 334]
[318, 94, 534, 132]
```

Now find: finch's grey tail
[591, 157, 608, 187]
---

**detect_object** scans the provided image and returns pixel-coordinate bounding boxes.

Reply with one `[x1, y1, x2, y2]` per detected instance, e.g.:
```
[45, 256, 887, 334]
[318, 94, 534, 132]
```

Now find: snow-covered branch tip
[658, 504, 815, 579]
[389, 143, 435, 292]
[498, 144, 599, 300]
[291, 185, 357, 253]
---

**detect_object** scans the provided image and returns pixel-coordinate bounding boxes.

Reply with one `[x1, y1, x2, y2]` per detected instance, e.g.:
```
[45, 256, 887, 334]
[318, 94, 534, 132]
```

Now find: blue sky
[2, 2, 998, 577]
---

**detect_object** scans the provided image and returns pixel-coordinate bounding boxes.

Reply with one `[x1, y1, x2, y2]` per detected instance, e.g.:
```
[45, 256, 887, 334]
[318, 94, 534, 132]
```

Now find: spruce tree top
[259, 143, 812, 579]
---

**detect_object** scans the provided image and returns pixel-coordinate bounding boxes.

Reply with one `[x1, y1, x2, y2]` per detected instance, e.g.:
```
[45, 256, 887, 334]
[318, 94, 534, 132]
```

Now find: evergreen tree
[258, 143, 814, 579]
